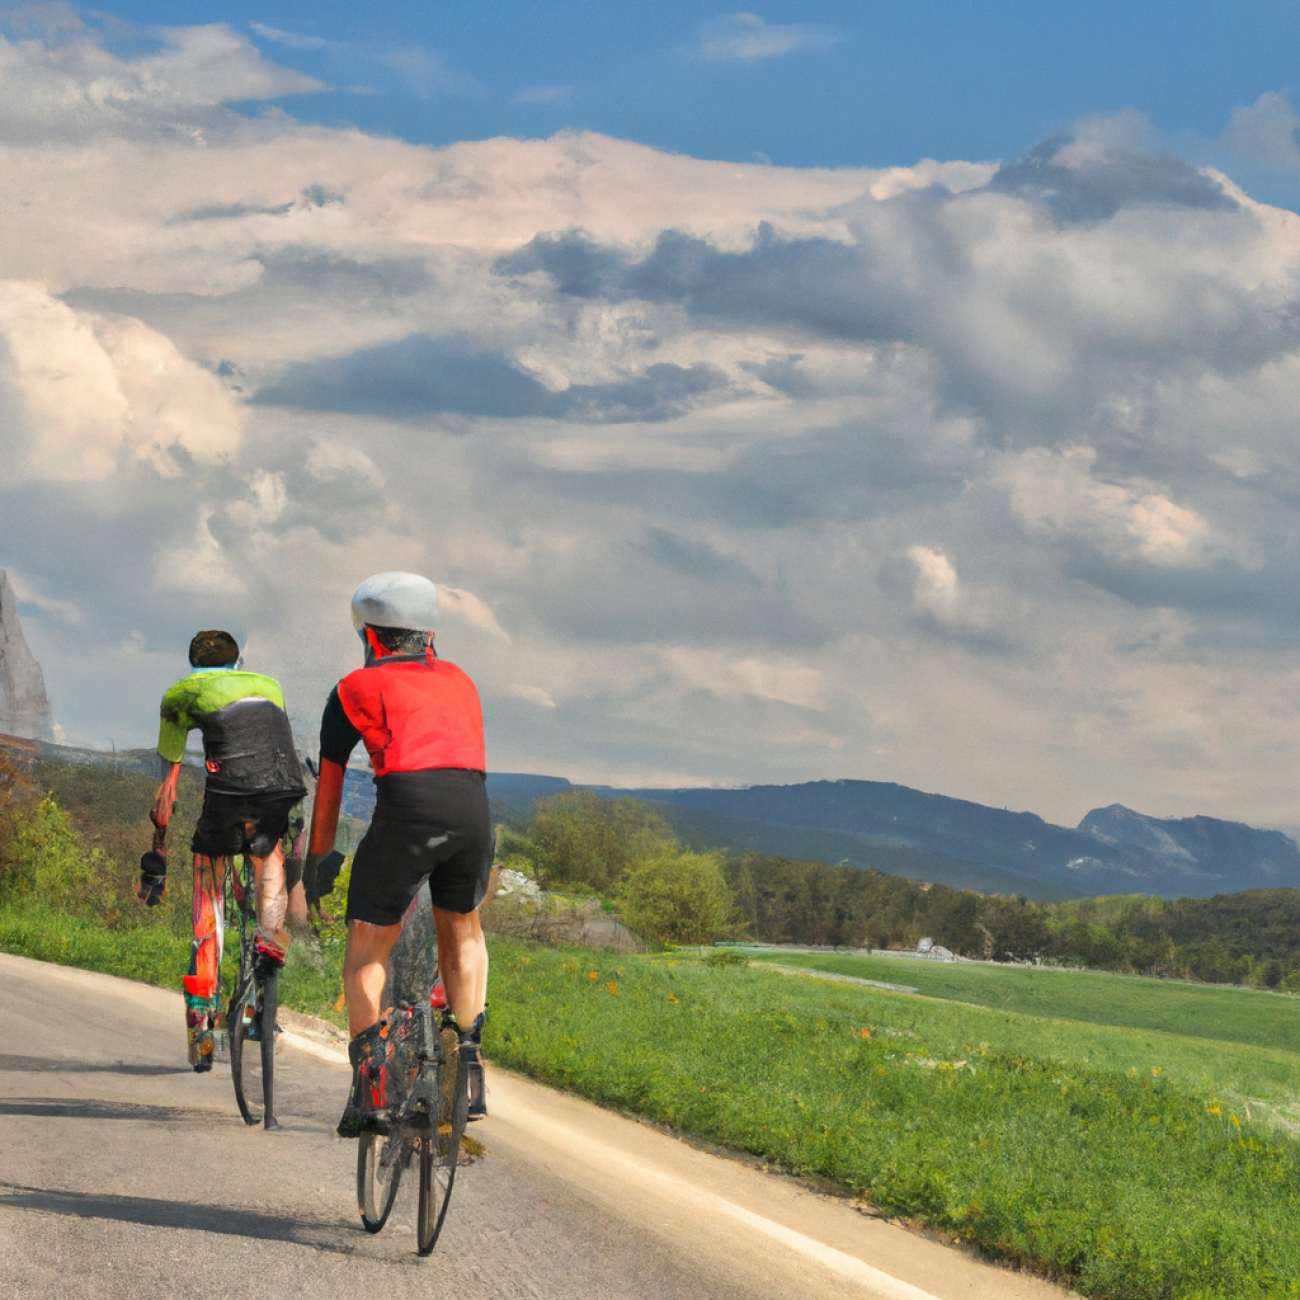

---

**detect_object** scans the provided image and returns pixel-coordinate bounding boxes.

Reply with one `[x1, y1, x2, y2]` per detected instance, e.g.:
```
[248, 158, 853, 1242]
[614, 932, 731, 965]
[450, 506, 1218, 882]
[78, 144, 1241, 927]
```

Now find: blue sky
[7, 5, 1300, 827]
[70, 2, 1300, 195]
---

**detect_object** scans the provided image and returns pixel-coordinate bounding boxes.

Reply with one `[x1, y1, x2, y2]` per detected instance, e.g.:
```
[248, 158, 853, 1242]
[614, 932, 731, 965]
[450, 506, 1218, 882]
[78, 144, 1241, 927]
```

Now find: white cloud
[6, 571, 83, 624]
[1001, 448, 1219, 568]
[7, 28, 1300, 827]
[439, 587, 510, 641]
[0, 282, 242, 480]
[660, 647, 826, 710]
[249, 22, 332, 52]
[1222, 91, 1300, 174]
[695, 14, 836, 63]
[0, 19, 323, 140]
[379, 47, 477, 97]
[506, 683, 556, 708]
[908, 546, 960, 619]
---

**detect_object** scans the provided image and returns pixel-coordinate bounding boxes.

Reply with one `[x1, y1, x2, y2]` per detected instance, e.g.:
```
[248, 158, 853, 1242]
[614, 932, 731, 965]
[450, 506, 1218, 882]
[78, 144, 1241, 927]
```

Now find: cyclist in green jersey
[139, 630, 307, 1071]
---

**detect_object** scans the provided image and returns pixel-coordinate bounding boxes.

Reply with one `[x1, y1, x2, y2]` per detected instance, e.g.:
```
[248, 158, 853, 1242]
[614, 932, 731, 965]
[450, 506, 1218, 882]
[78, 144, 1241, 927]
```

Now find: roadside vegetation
[487, 941, 1300, 1299]
[8, 758, 1300, 1296]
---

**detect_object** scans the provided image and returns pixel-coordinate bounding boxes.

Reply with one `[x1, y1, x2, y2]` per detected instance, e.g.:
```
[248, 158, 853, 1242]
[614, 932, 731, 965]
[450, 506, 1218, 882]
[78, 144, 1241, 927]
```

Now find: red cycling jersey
[336, 655, 485, 777]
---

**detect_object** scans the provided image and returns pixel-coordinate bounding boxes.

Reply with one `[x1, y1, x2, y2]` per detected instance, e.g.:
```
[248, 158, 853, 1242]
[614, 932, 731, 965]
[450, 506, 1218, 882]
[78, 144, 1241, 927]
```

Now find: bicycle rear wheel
[358, 1131, 407, 1233]
[416, 1043, 469, 1255]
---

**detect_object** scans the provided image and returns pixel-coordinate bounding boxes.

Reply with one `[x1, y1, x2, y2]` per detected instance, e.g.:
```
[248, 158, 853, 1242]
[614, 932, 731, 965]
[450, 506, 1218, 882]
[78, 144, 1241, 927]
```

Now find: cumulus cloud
[1222, 91, 1300, 174]
[1001, 448, 1222, 568]
[0, 282, 241, 479]
[694, 14, 836, 63]
[9, 23, 1300, 826]
[0, 14, 323, 141]
[908, 546, 961, 618]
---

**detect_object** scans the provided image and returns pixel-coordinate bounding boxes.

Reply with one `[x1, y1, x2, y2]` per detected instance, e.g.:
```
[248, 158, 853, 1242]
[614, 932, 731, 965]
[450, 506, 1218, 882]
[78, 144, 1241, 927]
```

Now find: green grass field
[486, 942, 1300, 1299]
[747, 949, 1300, 1051]
[745, 950, 1300, 1127]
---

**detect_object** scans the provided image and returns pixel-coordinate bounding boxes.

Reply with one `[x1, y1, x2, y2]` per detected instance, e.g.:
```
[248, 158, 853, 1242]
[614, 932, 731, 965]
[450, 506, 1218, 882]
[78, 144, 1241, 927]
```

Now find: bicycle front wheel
[417, 1042, 469, 1255]
[416, 1134, 448, 1255]
[229, 975, 260, 1127]
[358, 1131, 407, 1233]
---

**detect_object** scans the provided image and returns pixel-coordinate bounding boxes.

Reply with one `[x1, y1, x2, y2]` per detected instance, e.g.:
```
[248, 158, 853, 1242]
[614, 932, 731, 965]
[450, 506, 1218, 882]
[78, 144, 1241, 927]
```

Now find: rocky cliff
[0, 570, 54, 741]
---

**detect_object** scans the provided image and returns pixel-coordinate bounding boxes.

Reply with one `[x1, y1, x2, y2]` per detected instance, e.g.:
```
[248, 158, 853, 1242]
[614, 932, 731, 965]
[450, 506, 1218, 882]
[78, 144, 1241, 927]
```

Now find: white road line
[516, 1106, 943, 1300]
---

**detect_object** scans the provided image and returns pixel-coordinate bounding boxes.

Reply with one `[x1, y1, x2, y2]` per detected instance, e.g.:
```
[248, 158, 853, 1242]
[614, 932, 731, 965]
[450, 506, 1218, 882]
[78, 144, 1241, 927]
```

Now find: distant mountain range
[21, 719, 1294, 902]
[476, 773, 1300, 901]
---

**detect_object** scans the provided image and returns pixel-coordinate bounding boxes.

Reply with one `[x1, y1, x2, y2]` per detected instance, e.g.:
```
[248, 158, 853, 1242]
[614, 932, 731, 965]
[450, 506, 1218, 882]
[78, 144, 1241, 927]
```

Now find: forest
[511, 790, 1300, 988]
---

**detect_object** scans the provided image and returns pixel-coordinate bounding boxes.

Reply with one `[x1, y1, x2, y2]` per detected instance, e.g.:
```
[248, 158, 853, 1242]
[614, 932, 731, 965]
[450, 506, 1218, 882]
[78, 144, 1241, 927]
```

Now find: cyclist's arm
[304, 687, 361, 899]
[309, 759, 345, 855]
[151, 761, 182, 830]
[140, 759, 182, 907]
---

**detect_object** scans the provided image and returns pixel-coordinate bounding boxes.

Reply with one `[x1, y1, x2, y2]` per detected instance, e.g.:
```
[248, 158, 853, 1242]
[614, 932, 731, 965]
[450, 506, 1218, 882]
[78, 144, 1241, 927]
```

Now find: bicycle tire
[260, 970, 279, 1130]
[358, 1131, 407, 1233]
[229, 972, 259, 1126]
[416, 1042, 469, 1255]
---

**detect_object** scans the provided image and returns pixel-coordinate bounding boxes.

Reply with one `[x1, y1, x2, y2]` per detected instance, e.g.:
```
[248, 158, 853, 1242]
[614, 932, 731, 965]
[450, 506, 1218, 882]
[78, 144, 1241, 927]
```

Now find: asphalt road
[0, 952, 1069, 1300]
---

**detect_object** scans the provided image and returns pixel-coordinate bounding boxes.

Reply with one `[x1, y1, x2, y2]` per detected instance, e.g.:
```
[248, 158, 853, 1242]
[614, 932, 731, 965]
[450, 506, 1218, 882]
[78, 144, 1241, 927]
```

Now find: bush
[618, 848, 734, 946]
[532, 790, 674, 893]
[0, 795, 117, 917]
[704, 948, 749, 968]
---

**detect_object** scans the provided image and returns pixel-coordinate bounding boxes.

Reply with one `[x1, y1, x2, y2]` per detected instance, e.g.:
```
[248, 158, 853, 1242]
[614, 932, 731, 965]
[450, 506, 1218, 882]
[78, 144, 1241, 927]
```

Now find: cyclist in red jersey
[305, 573, 492, 1136]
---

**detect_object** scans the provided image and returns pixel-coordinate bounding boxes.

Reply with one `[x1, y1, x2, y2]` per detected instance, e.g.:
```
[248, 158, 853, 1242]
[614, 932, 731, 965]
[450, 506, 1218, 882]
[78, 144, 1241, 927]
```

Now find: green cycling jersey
[158, 668, 306, 799]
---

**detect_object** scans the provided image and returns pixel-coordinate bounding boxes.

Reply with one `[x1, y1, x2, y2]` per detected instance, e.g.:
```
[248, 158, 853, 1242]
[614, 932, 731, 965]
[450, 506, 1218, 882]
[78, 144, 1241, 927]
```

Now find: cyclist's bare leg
[343, 919, 402, 1037]
[250, 844, 290, 954]
[432, 905, 487, 1031]
[287, 880, 308, 929]
[183, 854, 227, 1068]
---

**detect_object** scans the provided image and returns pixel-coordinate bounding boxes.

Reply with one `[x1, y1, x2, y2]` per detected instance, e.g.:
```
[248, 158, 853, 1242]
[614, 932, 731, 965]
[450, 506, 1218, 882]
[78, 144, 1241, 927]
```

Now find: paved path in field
[0, 952, 1070, 1300]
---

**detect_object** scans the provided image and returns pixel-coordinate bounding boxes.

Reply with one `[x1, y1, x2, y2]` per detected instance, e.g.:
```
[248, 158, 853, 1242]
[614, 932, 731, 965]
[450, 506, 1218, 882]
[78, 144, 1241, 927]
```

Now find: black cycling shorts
[191, 791, 299, 860]
[346, 769, 493, 926]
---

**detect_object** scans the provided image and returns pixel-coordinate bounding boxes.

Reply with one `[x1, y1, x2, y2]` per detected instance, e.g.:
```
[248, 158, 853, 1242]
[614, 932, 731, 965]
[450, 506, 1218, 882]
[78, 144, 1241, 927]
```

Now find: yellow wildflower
[606, 981, 619, 995]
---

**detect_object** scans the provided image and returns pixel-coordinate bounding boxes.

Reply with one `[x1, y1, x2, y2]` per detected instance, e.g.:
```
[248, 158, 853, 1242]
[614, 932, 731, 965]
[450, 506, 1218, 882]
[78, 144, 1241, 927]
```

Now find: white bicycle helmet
[350, 572, 439, 632]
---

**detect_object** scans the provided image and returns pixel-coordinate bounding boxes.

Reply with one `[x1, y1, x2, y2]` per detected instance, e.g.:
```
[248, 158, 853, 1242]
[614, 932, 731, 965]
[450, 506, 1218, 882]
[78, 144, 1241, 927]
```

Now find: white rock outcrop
[0, 570, 54, 740]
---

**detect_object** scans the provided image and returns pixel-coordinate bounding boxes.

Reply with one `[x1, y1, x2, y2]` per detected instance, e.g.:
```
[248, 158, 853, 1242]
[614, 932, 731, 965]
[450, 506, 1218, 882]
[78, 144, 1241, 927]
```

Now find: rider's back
[337, 655, 484, 777]
[159, 669, 305, 797]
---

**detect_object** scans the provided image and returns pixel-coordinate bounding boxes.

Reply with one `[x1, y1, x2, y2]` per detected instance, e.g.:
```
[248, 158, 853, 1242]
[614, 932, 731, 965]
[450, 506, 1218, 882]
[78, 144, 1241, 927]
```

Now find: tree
[619, 849, 734, 946]
[529, 790, 674, 893]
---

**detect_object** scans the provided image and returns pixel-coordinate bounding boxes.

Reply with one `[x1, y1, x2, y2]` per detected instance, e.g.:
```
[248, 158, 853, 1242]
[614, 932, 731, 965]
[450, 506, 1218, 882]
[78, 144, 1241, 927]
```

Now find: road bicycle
[222, 853, 279, 1129]
[355, 890, 470, 1256]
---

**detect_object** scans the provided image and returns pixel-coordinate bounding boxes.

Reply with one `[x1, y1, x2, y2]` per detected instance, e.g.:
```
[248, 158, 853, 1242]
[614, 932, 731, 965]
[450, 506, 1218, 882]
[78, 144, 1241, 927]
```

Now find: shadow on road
[0, 1179, 361, 1254]
[0, 1097, 238, 1124]
[0, 1053, 192, 1077]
